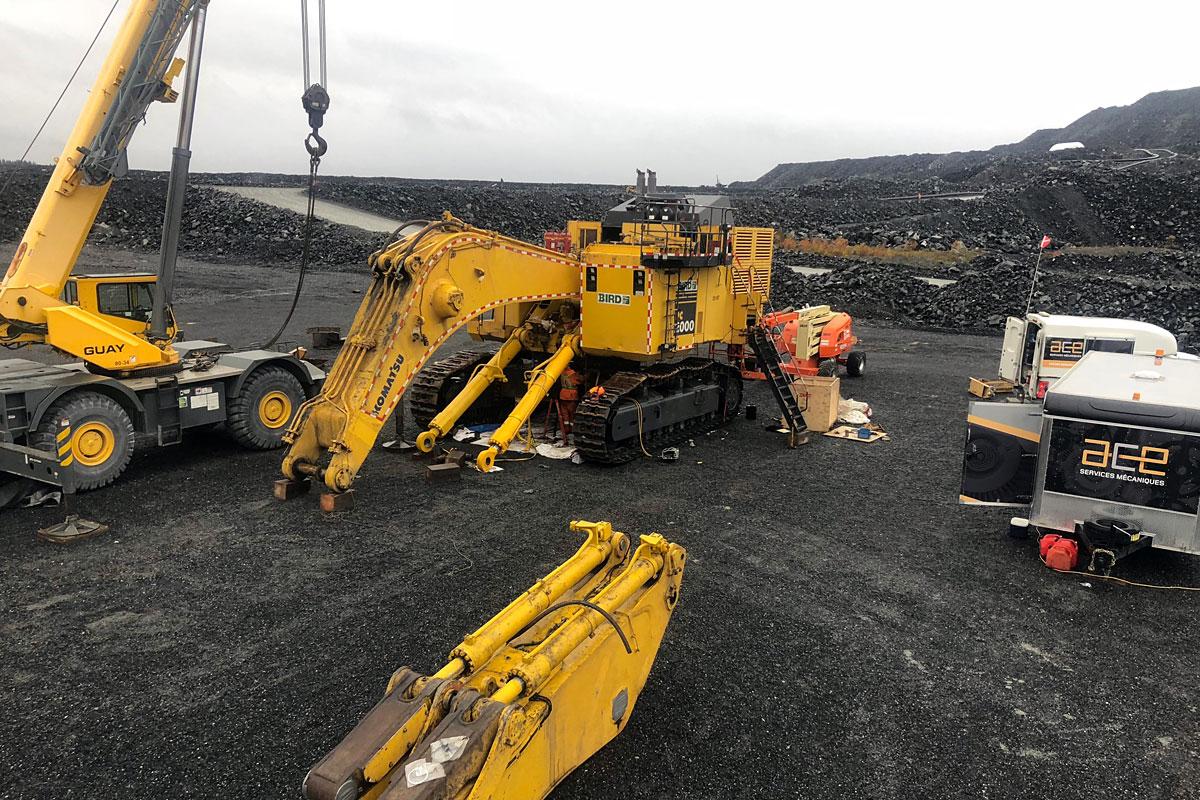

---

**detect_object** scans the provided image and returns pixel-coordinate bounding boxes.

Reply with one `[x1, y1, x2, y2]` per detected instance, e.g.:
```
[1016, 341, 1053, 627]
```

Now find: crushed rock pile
[770, 253, 1200, 346]
[313, 179, 624, 245]
[1, 168, 376, 268]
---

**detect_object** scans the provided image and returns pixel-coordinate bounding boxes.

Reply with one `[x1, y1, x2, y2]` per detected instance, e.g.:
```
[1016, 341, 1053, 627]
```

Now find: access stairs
[747, 318, 810, 447]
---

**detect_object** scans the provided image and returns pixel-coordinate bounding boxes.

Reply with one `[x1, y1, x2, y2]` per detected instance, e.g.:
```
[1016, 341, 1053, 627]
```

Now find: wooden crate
[968, 377, 1016, 399]
[791, 375, 840, 432]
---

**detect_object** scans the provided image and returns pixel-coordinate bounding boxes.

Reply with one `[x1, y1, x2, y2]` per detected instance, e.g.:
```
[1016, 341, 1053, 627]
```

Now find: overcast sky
[1, 1, 1196, 185]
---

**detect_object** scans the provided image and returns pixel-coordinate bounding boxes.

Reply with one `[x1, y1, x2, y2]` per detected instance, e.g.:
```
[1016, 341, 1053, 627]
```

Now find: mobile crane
[0, 0, 322, 498]
[278, 182, 787, 500]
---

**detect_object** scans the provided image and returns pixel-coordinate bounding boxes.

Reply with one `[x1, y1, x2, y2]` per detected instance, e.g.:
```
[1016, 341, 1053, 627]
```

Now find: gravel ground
[2, 252, 1200, 800]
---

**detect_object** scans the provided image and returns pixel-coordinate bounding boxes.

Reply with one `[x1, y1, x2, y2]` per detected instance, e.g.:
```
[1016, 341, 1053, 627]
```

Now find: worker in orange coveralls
[556, 366, 582, 443]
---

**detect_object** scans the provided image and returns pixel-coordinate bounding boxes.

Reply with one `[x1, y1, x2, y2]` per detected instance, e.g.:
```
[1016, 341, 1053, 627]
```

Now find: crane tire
[30, 392, 135, 491]
[228, 366, 305, 450]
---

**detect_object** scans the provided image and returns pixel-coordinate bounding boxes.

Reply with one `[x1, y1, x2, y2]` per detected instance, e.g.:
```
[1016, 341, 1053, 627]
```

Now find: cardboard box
[792, 375, 840, 432]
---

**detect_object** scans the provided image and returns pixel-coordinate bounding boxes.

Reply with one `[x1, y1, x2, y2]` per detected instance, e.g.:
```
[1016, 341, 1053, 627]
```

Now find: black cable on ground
[0, 0, 121, 199]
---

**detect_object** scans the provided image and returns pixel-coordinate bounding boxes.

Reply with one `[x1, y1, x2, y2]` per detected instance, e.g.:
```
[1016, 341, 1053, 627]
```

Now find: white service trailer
[998, 313, 1178, 399]
[963, 351, 1200, 571]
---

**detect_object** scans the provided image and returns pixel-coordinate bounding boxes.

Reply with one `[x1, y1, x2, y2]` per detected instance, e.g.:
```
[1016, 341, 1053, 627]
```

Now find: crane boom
[0, 0, 199, 370]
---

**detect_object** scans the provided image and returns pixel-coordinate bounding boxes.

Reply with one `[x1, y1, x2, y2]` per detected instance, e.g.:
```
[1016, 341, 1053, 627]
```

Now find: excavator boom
[280, 215, 582, 493]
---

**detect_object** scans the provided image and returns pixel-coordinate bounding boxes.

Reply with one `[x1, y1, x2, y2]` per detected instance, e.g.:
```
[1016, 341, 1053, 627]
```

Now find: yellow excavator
[4, 3, 707, 796]
[278, 171, 785, 504]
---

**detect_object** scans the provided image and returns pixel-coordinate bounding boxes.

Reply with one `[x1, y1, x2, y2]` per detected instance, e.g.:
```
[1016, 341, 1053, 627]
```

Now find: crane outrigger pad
[304, 520, 685, 800]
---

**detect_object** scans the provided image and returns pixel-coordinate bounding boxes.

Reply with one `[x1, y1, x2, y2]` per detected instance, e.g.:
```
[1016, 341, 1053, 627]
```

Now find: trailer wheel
[846, 351, 866, 377]
[228, 366, 306, 450]
[31, 392, 135, 491]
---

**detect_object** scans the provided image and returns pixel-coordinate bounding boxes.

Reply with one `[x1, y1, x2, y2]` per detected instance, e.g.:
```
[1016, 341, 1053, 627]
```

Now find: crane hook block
[302, 83, 330, 132]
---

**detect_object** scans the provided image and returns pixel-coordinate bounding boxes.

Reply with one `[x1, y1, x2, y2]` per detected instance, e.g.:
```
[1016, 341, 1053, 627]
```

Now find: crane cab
[63, 273, 179, 342]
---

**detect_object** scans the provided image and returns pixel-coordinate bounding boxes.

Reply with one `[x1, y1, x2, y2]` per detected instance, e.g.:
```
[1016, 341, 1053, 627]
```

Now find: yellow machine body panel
[578, 225, 774, 359]
[578, 261, 653, 357]
[565, 220, 601, 252]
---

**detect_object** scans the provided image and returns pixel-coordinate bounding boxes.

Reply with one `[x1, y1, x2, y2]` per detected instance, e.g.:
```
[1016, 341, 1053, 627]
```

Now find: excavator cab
[63, 273, 179, 342]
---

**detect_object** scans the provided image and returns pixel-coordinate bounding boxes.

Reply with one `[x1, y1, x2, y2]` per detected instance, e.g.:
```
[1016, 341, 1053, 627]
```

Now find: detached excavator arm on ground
[280, 215, 582, 493]
[303, 520, 686, 800]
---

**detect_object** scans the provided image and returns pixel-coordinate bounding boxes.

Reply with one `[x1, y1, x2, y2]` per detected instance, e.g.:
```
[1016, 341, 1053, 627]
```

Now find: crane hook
[305, 130, 327, 159]
[302, 83, 329, 159]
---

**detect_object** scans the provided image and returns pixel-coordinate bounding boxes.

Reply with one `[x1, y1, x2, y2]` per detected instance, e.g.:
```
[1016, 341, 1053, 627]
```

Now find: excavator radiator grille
[724, 226, 772, 296]
[732, 266, 770, 295]
[731, 227, 774, 295]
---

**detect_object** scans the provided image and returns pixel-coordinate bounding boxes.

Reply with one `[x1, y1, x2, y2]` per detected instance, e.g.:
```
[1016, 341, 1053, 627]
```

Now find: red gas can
[1039, 534, 1079, 572]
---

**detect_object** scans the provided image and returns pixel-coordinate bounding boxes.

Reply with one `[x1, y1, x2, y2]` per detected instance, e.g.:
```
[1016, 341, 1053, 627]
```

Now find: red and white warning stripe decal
[365, 234, 584, 422]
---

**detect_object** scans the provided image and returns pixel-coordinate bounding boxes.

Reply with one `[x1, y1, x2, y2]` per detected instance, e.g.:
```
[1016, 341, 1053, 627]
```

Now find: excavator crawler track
[574, 358, 742, 464]
[409, 347, 511, 430]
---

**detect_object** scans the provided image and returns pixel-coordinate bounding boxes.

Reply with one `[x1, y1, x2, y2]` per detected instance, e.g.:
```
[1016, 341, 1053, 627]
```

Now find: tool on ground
[303, 520, 686, 800]
[962, 350, 1200, 574]
[0, 1, 330, 499]
[279, 178, 798, 506]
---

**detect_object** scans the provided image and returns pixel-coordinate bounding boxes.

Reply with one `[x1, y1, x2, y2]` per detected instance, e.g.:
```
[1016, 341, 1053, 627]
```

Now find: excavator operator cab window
[98, 282, 155, 323]
[62, 280, 79, 306]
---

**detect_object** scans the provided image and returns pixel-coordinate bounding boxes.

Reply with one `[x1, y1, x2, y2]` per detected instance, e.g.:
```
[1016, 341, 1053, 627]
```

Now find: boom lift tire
[817, 359, 839, 377]
[31, 392, 134, 491]
[846, 350, 866, 377]
[228, 366, 306, 450]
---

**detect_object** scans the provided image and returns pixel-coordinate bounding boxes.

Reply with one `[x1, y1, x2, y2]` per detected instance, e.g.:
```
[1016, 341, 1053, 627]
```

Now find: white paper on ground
[838, 398, 872, 425]
[535, 442, 577, 460]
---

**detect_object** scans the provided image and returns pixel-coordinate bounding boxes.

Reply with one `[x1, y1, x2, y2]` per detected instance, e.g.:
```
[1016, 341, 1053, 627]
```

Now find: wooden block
[968, 377, 1015, 399]
[320, 490, 355, 512]
[823, 425, 888, 443]
[968, 377, 993, 398]
[440, 449, 468, 467]
[273, 478, 311, 501]
[426, 462, 462, 481]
